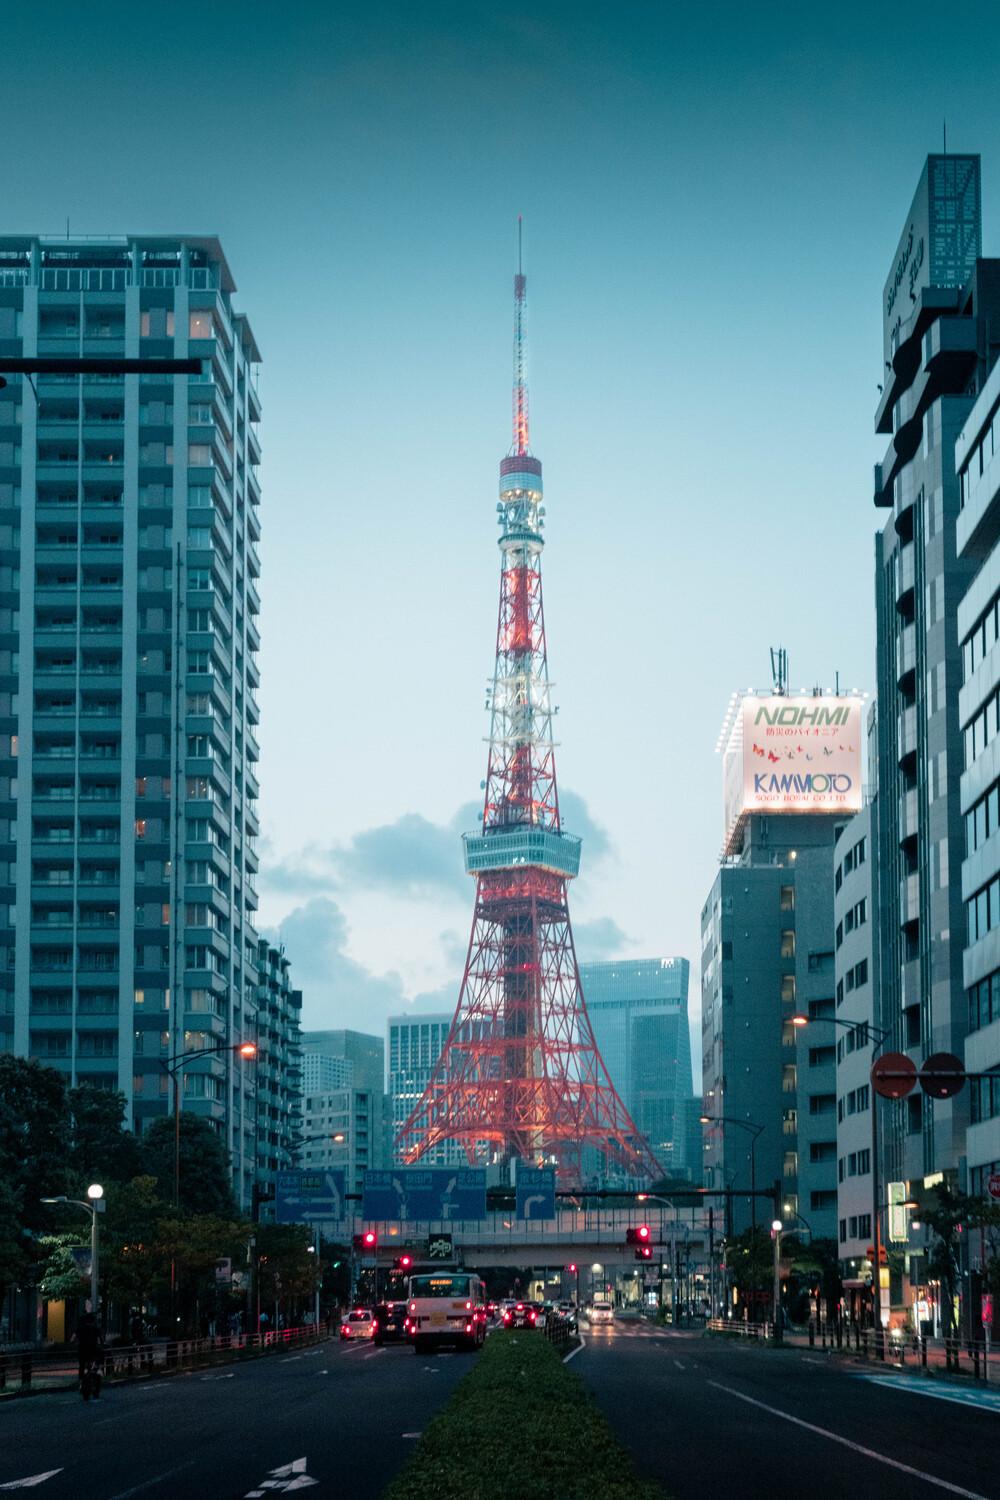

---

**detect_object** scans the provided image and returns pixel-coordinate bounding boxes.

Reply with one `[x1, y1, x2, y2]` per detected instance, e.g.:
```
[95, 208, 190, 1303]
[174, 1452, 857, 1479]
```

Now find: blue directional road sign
[516, 1166, 556, 1220]
[274, 1169, 346, 1224]
[362, 1168, 486, 1222]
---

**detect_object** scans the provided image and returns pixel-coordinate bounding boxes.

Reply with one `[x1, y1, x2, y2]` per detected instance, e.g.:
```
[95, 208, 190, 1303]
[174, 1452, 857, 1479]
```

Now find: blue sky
[5, 2, 1000, 1069]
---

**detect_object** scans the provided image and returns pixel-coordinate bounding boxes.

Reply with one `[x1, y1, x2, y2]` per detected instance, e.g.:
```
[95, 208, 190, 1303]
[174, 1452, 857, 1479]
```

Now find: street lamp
[771, 1219, 783, 1343]
[700, 1114, 765, 1236]
[791, 1012, 890, 1356]
[161, 1040, 257, 1208]
[41, 1183, 105, 1317]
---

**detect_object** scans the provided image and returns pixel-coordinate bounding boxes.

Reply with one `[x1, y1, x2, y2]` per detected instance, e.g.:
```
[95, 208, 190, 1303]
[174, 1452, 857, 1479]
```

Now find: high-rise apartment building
[872, 156, 1000, 1199]
[388, 1012, 465, 1166]
[953, 358, 1000, 1200]
[0, 235, 266, 1203]
[578, 959, 694, 1176]
[302, 1050, 353, 1093]
[254, 940, 303, 1213]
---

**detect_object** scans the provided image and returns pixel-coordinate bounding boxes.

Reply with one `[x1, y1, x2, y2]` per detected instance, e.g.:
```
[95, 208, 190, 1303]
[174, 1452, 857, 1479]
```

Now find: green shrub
[383, 1331, 665, 1500]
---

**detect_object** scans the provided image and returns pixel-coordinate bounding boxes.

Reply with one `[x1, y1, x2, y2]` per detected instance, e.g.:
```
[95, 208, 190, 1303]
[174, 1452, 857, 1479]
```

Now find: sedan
[502, 1302, 538, 1329]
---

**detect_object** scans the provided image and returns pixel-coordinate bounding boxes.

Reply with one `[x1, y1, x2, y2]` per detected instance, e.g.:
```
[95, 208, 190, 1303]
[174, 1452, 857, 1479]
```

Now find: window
[780, 885, 794, 911]
[968, 970, 1000, 1032]
[188, 445, 212, 467]
[780, 930, 796, 958]
[189, 310, 214, 340]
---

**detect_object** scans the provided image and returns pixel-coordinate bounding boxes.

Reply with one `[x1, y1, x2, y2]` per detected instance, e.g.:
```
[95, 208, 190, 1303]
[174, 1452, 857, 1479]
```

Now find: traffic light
[392, 1254, 413, 1271]
[568, 1263, 577, 1274]
[635, 1245, 653, 1261]
[353, 1229, 378, 1251]
[626, 1225, 652, 1246]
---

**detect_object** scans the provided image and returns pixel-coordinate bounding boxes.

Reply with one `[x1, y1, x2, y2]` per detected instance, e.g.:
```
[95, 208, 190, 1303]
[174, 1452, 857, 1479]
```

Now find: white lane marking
[0, 1474, 63, 1491]
[363, 1348, 385, 1361]
[401, 1432, 422, 1439]
[674, 1359, 685, 1370]
[707, 1382, 990, 1500]
[563, 1335, 586, 1364]
[104, 1461, 197, 1500]
[317, 1369, 328, 1375]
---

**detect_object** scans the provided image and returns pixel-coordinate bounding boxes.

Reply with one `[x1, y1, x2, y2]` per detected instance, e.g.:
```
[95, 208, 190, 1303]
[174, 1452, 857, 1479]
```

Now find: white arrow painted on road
[244, 1458, 317, 1497]
[270, 1460, 308, 1477]
[0, 1476, 64, 1492]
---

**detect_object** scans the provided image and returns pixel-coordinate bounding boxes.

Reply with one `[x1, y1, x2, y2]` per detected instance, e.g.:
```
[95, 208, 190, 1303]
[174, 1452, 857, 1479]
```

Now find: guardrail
[0, 1323, 325, 1396]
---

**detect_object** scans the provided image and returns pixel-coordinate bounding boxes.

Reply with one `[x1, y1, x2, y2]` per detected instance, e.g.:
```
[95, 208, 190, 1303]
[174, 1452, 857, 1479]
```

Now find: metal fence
[0, 1323, 325, 1396]
[707, 1317, 998, 1381]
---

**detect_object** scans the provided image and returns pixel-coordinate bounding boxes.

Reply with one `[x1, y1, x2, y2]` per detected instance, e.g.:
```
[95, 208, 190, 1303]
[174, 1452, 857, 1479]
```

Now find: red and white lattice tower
[395, 225, 661, 1184]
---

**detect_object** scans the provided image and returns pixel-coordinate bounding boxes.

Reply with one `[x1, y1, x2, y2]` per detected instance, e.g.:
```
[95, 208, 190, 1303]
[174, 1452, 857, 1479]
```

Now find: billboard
[723, 694, 863, 853]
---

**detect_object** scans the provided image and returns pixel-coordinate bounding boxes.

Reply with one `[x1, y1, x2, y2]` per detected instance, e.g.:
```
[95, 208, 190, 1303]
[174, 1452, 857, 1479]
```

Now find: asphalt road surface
[576, 1320, 1000, 1499]
[0, 1335, 470, 1499]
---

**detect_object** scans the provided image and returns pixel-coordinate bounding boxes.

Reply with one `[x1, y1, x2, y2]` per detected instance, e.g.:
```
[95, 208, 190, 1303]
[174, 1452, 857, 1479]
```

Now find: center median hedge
[382, 1330, 666, 1500]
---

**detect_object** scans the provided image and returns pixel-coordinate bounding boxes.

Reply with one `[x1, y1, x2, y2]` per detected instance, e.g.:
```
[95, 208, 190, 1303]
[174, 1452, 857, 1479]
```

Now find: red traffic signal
[635, 1245, 653, 1261]
[363, 1229, 377, 1248]
[626, 1225, 652, 1246]
[568, 1263, 577, 1274]
[392, 1254, 412, 1271]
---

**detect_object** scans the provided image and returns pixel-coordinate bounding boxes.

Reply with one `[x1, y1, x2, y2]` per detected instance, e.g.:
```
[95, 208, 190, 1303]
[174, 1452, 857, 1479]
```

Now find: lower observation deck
[462, 826, 581, 878]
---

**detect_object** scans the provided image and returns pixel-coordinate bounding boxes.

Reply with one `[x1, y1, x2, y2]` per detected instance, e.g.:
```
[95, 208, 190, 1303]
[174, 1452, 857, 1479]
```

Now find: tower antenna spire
[513, 216, 529, 456]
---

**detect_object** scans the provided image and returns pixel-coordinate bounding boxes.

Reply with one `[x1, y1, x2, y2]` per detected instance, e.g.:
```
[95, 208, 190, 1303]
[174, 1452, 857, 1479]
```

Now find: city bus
[405, 1269, 487, 1354]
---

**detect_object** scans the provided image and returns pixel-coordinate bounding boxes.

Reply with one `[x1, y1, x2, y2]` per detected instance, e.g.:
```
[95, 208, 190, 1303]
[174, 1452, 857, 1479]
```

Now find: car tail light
[503, 1313, 511, 1324]
[465, 1323, 472, 1333]
[516, 1303, 523, 1310]
[465, 1300, 472, 1310]
[529, 1311, 536, 1323]
[372, 1320, 378, 1332]
[409, 1302, 416, 1313]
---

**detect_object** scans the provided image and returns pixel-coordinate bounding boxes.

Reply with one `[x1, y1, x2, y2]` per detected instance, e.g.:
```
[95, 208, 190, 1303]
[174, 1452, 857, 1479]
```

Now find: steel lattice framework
[394, 227, 661, 1184]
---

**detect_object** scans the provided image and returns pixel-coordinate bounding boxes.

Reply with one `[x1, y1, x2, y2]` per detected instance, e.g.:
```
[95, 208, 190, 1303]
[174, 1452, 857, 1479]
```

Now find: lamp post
[41, 1184, 105, 1317]
[161, 1040, 257, 1209]
[771, 1219, 784, 1344]
[792, 1012, 890, 1356]
[700, 1114, 764, 1237]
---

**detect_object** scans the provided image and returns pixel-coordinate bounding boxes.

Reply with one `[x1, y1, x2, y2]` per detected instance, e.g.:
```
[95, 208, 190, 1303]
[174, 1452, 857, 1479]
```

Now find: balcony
[898, 787, 919, 845]
[896, 543, 915, 613]
[897, 707, 918, 767]
[896, 623, 917, 691]
[900, 872, 921, 927]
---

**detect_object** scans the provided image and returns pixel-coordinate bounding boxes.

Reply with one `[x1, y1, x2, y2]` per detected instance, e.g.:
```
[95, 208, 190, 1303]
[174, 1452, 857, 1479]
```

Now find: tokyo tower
[395, 225, 661, 1185]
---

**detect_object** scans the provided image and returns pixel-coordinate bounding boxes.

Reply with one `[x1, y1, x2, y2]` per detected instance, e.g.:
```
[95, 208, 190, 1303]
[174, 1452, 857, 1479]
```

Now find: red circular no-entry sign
[871, 1052, 917, 1099]
[919, 1052, 965, 1099]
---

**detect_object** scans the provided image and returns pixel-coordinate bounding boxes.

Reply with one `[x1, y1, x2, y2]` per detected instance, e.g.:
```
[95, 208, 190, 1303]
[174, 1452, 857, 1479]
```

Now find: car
[587, 1299, 614, 1325]
[372, 1301, 407, 1344]
[502, 1301, 538, 1329]
[486, 1301, 499, 1320]
[339, 1308, 376, 1341]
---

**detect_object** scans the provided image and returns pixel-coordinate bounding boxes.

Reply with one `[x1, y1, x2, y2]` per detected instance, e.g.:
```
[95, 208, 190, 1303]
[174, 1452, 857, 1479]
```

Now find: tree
[67, 1086, 142, 1189]
[38, 1234, 91, 1303]
[255, 1224, 319, 1322]
[923, 1183, 1000, 1366]
[0, 1056, 70, 1308]
[139, 1113, 238, 1218]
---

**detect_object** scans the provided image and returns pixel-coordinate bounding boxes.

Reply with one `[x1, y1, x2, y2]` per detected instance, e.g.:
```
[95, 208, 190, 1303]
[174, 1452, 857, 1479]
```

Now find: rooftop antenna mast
[513, 215, 529, 456]
[770, 646, 788, 696]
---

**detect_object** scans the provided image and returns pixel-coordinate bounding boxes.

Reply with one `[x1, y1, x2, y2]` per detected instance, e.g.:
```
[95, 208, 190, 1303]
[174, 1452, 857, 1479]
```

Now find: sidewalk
[707, 1318, 999, 1385]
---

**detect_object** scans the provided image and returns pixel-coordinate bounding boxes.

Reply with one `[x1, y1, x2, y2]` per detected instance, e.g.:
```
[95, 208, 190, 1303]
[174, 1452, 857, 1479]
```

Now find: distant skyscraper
[0, 234, 265, 1207]
[299, 1029, 387, 1186]
[302, 1051, 353, 1093]
[387, 1012, 465, 1167]
[579, 959, 693, 1175]
[301, 1029, 384, 1094]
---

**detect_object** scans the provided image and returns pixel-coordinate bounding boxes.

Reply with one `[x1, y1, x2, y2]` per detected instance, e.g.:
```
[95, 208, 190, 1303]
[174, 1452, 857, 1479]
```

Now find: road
[576, 1320, 1000, 1499]
[0, 1335, 469, 1499]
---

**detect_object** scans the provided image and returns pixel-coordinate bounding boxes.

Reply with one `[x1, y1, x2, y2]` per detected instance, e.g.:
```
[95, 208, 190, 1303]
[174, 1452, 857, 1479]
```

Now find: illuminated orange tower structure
[395, 226, 660, 1184]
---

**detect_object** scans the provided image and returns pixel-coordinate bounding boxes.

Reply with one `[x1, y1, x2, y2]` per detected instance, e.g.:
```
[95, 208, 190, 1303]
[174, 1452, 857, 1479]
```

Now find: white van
[588, 1299, 614, 1325]
[405, 1271, 487, 1353]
